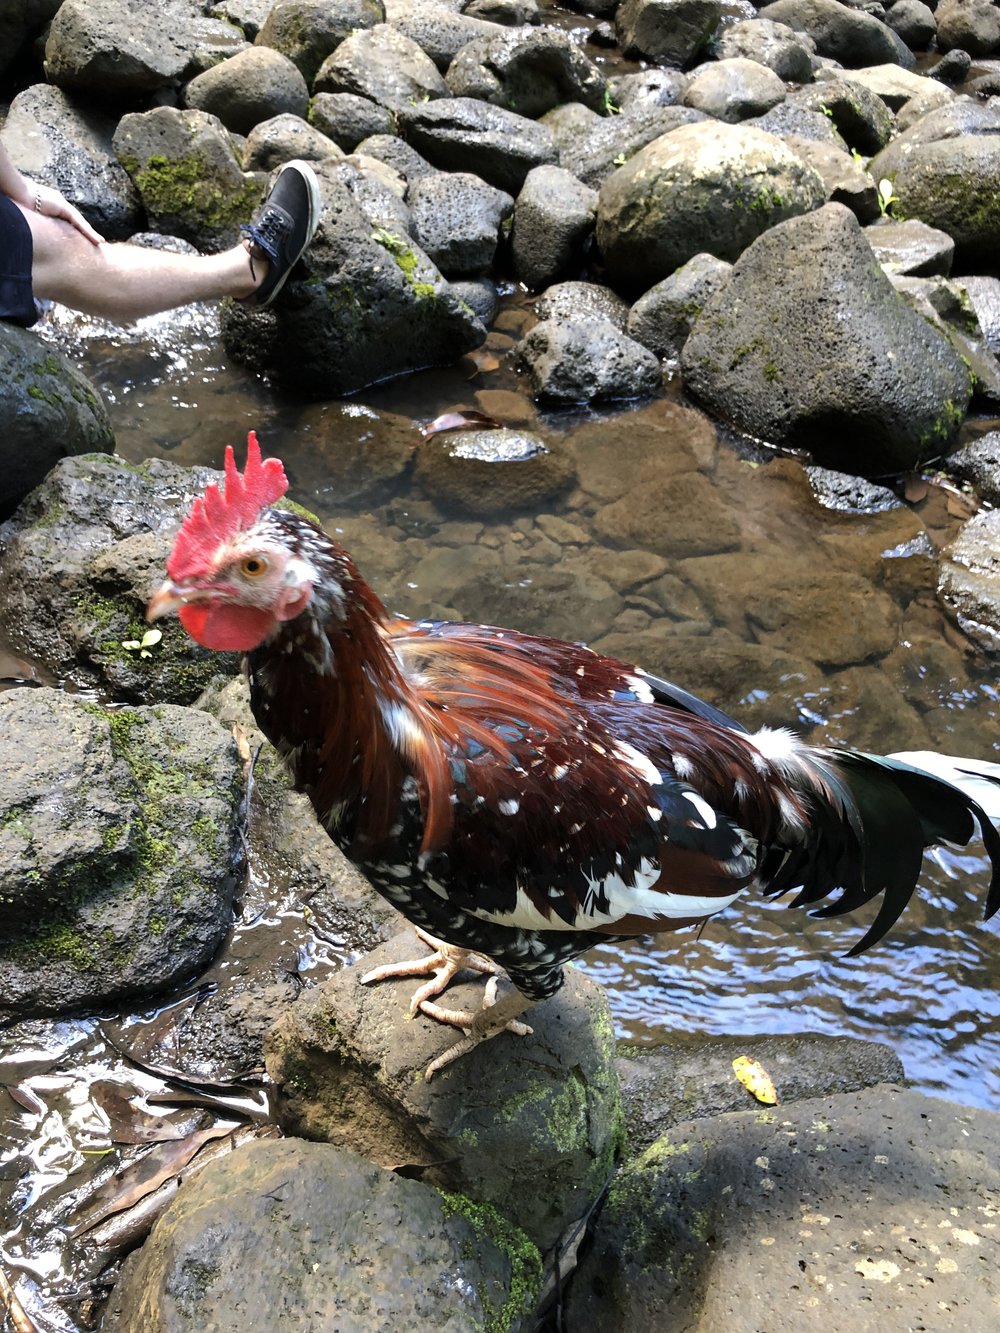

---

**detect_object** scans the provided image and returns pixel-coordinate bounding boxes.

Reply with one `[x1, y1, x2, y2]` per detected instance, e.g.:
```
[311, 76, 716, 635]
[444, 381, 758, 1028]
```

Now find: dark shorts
[0, 194, 37, 328]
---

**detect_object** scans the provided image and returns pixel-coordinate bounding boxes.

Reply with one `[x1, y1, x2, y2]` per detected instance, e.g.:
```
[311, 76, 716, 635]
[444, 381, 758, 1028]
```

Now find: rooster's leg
[421, 977, 534, 1080]
[360, 927, 506, 1016]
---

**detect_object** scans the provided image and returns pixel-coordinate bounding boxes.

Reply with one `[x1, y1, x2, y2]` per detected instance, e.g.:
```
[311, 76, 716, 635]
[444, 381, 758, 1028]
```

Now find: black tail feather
[762, 750, 1000, 954]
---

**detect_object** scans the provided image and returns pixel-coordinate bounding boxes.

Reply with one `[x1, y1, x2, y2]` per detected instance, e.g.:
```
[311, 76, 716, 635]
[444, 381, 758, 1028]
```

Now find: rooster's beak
[146, 580, 187, 623]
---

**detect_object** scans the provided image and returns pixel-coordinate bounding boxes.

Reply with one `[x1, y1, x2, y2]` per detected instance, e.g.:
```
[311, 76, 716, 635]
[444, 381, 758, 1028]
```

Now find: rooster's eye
[240, 556, 269, 578]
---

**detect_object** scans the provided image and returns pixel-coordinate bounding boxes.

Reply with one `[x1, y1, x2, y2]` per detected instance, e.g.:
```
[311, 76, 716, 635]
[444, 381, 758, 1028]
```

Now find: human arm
[0, 139, 103, 245]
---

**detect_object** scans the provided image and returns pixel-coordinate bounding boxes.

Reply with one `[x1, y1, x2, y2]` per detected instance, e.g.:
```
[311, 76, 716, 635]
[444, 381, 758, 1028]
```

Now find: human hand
[31, 182, 104, 245]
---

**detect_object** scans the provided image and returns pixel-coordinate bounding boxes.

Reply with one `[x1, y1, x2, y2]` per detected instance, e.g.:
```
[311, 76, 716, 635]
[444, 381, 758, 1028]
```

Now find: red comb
[167, 432, 288, 580]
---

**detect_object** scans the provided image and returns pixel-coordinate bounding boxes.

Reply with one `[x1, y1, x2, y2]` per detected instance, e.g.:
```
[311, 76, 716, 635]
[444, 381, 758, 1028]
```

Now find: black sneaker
[241, 160, 321, 309]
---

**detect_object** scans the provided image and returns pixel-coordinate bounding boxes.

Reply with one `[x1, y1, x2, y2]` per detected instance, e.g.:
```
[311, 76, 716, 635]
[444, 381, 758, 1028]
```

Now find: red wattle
[178, 602, 275, 651]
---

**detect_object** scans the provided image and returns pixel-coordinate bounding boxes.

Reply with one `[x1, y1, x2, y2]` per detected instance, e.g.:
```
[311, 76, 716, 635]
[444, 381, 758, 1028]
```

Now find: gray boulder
[44, 0, 247, 97]
[864, 216, 955, 276]
[681, 203, 973, 474]
[617, 1032, 905, 1151]
[398, 96, 557, 193]
[535, 280, 630, 329]
[936, 0, 1000, 55]
[945, 430, 1000, 505]
[464, 0, 541, 21]
[102, 1139, 542, 1332]
[445, 26, 608, 117]
[0, 689, 242, 1018]
[315, 22, 450, 111]
[759, 0, 902, 66]
[750, 101, 848, 148]
[329, 157, 412, 233]
[0, 326, 114, 521]
[1, 84, 142, 241]
[183, 45, 309, 136]
[241, 112, 345, 172]
[712, 16, 816, 82]
[627, 252, 732, 360]
[309, 91, 396, 151]
[786, 135, 880, 222]
[682, 57, 787, 123]
[409, 171, 513, 276]
[788, 76, 895, 154]
[355, 132, 439, 186]
[265, 930, 624, 1252]
[511, 165, 598, 290]
[939, 508, 1000, 651]
[615, 0, 722, 67]
[884, 0, 937, 49]
[608, 67, 688, 110]
[113, 106, 261, 252]
[518, 317, 662, 402]
[557, 103, 706, 190]
[221, 161, 485, 394]
[870, 100, 1000, 265]
[256, 0, 385, 84]
[841, 62, 944, 112]
[596, 120, 826, 291]
[387, 1, 506, 70]
[0, 453, 240, 700]
[567, 1087, 1000, 1329]
[956, 275, 1000, 351]
[208, 0, 275, 41]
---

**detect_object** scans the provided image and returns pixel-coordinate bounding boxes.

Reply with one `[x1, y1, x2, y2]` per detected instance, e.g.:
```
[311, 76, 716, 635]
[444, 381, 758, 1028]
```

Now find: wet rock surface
[265, 932, 625, 1253]
[0, 453, 239, 701]
[0, 325, 115, 521]
[681, 204, 973, 473]
[0, 688, 242, 1017]
[566, 1086, 1000, 1329]
[616, 1032, 906, 1150]
[102, 1137, 542, 1333]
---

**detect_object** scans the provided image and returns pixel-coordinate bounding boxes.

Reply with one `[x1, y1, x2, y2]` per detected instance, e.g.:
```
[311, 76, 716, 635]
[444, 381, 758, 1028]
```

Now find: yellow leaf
[732, 1055, 779, 1105]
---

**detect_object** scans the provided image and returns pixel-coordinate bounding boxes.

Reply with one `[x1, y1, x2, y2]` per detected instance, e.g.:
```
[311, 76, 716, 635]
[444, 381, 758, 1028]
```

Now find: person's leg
[23, 209, 260, 322]
[18, 160, 321, 325]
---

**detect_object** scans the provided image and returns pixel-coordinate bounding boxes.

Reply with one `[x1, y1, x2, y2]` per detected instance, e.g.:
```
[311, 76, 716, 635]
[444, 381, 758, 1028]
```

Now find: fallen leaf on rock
[422, 410, 503, 438]
[68, 1124, 235, 1237]
[732, 1055, 779, 1105]
[89, 1081, 189, 1145]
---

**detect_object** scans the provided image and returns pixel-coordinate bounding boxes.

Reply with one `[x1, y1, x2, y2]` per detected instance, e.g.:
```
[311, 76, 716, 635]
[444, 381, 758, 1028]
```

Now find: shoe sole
[254, 160, 322, 311]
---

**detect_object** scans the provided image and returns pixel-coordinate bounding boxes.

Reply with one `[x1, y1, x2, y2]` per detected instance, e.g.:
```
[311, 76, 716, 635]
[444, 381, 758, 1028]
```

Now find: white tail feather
[889, 751, 1000, 824]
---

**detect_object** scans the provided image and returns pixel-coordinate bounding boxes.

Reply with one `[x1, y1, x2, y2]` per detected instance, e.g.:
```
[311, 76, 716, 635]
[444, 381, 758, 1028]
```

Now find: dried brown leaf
[90, 1081, 187, 1145]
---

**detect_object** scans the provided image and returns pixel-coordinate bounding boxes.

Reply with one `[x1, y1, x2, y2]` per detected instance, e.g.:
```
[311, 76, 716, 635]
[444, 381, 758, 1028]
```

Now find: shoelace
[241, 206, 288, 279]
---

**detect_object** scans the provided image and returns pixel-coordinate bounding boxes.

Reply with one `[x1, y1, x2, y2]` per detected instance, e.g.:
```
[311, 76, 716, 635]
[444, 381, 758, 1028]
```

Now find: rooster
[148, 435, 1000, 1077]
